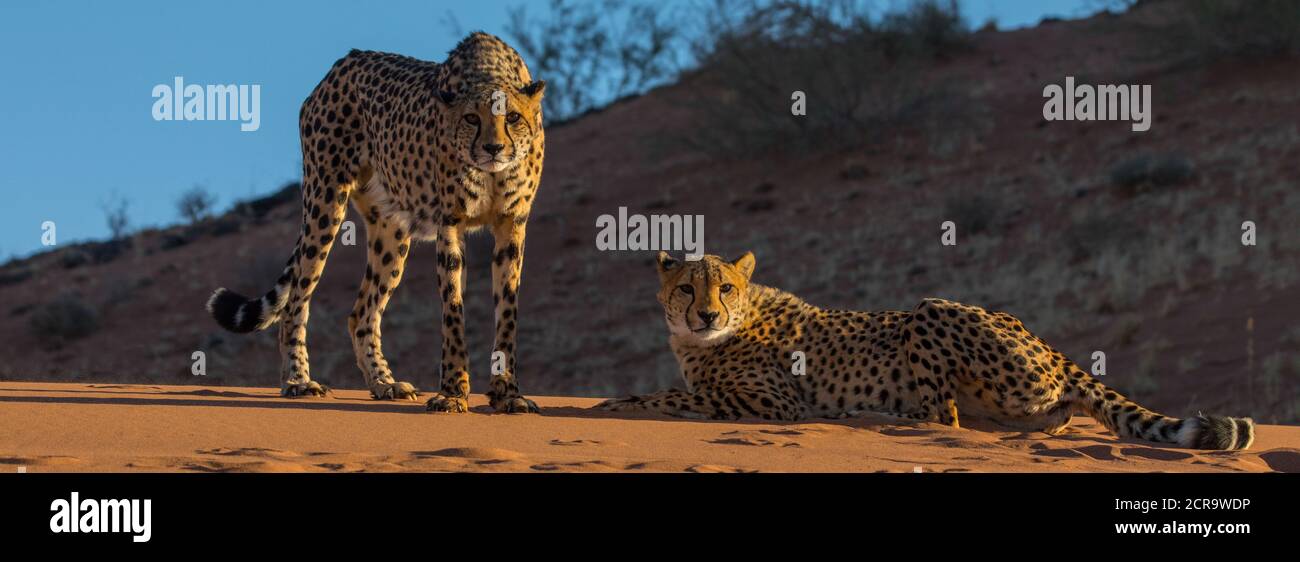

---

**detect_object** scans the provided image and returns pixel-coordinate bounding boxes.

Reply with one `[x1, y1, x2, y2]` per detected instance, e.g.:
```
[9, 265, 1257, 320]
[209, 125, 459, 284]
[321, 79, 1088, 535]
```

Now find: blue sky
[0, 0, 1095, 259]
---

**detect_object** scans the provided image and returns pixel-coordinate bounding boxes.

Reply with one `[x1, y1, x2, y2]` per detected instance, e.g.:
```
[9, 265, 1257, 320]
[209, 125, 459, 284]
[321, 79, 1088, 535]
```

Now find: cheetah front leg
[425, 225, 472, 413]
[594, 389, 722, 419]
[348, 196, 419, 401]
[485, 217, 539, 414]
[595, 387, 800, 421]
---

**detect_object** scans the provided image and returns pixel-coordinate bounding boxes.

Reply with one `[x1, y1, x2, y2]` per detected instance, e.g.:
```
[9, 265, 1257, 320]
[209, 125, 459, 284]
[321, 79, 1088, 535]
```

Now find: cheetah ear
[520, 80, 545, 98]
[731, 252, 756, 280]
[656, 251, 680, 280]
[437, 90, 457, 105]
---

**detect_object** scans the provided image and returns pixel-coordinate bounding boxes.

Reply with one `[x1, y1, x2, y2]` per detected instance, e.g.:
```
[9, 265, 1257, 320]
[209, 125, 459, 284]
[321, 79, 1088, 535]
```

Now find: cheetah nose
[697, 310, 719, 325]
[483, 143, 504, 156]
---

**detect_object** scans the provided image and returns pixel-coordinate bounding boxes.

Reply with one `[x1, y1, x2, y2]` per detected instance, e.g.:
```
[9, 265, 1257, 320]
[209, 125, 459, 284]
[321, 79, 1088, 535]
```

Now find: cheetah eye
[677, 284, 694, 295]
[506, 112, 522, 124]
[463, 114, 480, 125]
[720, 284, 735, 294]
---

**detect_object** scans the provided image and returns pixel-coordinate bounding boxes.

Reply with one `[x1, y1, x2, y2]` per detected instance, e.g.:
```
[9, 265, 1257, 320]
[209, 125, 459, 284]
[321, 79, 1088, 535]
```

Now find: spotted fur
[207, 32, 545, 412]
[595, 252, 1254, 451]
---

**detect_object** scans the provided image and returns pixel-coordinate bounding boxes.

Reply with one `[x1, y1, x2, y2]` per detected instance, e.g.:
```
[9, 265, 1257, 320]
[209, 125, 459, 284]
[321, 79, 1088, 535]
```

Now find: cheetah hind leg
[967, 402, 1076, 434]
[1038, 402, 1076, 436]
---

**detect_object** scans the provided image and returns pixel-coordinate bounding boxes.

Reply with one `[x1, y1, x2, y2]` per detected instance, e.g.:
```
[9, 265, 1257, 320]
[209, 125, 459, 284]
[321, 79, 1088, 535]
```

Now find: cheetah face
[655, 251, 756, 347]
[437, 81, 545, 173]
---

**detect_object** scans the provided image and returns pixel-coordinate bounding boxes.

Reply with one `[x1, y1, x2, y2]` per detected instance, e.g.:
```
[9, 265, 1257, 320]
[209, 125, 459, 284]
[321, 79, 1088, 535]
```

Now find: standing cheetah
[207, 32, 546, 413]
[596, 252, 1255, 450]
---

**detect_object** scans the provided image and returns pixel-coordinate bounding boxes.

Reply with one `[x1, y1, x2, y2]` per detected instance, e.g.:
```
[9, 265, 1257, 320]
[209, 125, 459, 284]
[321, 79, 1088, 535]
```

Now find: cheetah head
[655, 251, 756, 347]
[437, 81, 545, 173]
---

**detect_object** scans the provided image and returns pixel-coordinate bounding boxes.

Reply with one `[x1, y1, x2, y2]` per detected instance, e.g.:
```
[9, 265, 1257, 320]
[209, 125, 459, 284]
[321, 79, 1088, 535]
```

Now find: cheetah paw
[493, 395, 540, 414]
[282, 381, 330, 398]
[371, 381, 420, 401]
[424, 393, 470, 413]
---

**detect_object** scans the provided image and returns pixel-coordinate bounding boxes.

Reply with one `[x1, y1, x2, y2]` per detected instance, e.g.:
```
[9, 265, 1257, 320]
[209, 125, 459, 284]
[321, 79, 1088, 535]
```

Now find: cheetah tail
[205, 261, 294, 334]
[1065, 366, 1255, 451]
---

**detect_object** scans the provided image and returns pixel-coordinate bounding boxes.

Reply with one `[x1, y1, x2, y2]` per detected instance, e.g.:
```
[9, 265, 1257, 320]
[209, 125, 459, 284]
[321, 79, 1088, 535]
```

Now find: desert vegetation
[176, 185, 218, 225]
[504, 0, 685, 122]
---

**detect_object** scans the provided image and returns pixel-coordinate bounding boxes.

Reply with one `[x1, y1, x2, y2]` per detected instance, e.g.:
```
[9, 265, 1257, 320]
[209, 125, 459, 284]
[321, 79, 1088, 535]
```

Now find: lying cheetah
[207, 33, 546, 413]
[596, 252, 1255, 450]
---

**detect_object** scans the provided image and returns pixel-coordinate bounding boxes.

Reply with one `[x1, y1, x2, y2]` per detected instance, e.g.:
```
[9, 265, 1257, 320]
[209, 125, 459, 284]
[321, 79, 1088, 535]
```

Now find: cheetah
[595, 252, 1256, 450]
[206, 32, 546, 414]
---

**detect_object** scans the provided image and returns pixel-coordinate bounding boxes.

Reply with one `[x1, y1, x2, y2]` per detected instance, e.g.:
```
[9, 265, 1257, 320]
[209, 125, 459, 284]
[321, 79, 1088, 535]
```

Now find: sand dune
[1, 382, 1297, 473]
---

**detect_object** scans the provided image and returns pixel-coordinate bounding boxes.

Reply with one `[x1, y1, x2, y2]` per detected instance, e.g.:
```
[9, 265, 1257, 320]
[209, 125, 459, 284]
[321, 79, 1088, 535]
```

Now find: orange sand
[1, 382, 1297, 473]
